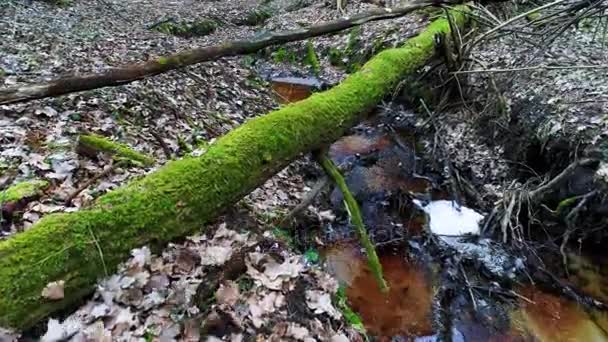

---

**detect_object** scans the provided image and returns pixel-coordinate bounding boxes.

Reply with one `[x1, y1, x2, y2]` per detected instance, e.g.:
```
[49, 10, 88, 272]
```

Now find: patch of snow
[414, 200, 483, 236]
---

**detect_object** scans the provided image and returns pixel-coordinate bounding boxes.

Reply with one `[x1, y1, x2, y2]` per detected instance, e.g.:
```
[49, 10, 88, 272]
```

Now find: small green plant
[189, 20, 217, 36]
[238, 275, 254, 292]
[143, 330, 155, 342]
[238, 8, 272, 26]
[272, 226, 294, 246]
[328, 47, 344, 67]
[241, 55, 256, 67]
[272, 47, 297, 64]
[176, 135, 191, 155]
[154, 19, 217, 37]
[304, 41, 321, 76]
[345, 27, 362, 56]
[52, 0, 72, 7]
[304, 248, 319, 264]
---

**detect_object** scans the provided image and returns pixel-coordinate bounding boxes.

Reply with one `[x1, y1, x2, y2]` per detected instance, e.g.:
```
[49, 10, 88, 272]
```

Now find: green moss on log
[0, 9, 468, 330]
[78, 134, 155, 166]
[1, 180, 48, 203]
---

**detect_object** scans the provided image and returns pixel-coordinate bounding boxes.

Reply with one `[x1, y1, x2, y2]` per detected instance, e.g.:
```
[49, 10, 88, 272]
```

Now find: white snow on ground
[414, 200, 483, 236]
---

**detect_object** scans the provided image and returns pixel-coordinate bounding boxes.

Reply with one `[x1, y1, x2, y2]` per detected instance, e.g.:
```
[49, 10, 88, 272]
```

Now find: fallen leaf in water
[41, 280, 65, 300]
[108, 307, 136, 335]
[175, 247, 201, 273]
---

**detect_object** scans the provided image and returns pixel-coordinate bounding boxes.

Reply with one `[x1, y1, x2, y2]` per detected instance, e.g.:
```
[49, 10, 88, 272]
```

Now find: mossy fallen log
[77, 134, 155, 166]
[1, 180, 48, 204]
[1, 180, 48, 224]
[0, 9, 468, 331]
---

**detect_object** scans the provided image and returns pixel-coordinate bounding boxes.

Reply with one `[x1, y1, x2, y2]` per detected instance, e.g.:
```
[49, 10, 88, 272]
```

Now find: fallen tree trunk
[0, 0, 454, 105]
[0, 10, 468, 330]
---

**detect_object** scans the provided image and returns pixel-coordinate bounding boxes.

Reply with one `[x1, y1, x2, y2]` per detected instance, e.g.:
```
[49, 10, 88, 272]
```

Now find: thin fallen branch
[316, 151, 389, 293]
[149, 129, 174, 160]
[280, 176, 329, 225]
[0, 0, 453, 105]
[64, 164, 116, 206]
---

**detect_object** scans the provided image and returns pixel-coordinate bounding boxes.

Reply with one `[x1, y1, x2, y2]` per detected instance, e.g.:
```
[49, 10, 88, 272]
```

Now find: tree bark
[0, 9, 468, 331]
[0, 0, 454, 105]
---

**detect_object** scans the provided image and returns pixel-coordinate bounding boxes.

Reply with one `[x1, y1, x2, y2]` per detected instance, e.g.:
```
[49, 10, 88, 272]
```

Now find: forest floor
[2, 0, 608, 340]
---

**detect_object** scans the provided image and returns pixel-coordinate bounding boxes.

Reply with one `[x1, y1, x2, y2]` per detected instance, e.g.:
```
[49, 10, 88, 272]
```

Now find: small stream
[273, 76, 608, 341]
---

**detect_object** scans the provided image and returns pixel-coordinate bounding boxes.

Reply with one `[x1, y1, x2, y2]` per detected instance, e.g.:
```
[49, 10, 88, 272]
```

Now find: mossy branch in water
[0, 9, 468, 330]
[1, 180, 48, 203]
[316, 152, 389, 293]
[78, 134, 155, 166]
[334, 285, 367, 334]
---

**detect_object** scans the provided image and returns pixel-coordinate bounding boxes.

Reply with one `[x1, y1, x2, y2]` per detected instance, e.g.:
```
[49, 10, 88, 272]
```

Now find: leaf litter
[29, 221, 356, 341]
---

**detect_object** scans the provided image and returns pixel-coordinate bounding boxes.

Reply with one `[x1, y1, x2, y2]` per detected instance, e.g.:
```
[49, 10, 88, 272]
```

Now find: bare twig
[149, 129, 173, 160]
[65, 164, 116, 206]
[280, 176, 329, 225]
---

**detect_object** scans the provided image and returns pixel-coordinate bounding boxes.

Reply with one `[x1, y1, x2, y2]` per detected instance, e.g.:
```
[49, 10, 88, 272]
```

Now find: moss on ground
[235, 8, 272, 26]
[0, 8, 469, 330]
[1, 180, 48, 203]
[154, 19, 217, 37]
[78, 134, 154, 166]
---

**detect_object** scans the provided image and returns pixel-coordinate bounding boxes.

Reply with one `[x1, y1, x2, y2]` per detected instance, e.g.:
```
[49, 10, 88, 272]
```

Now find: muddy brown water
[270, 76, 323, 103]
[323, 129, 608, 341]
[325, 245, 608, 341]
[274, 77, 608, 341]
